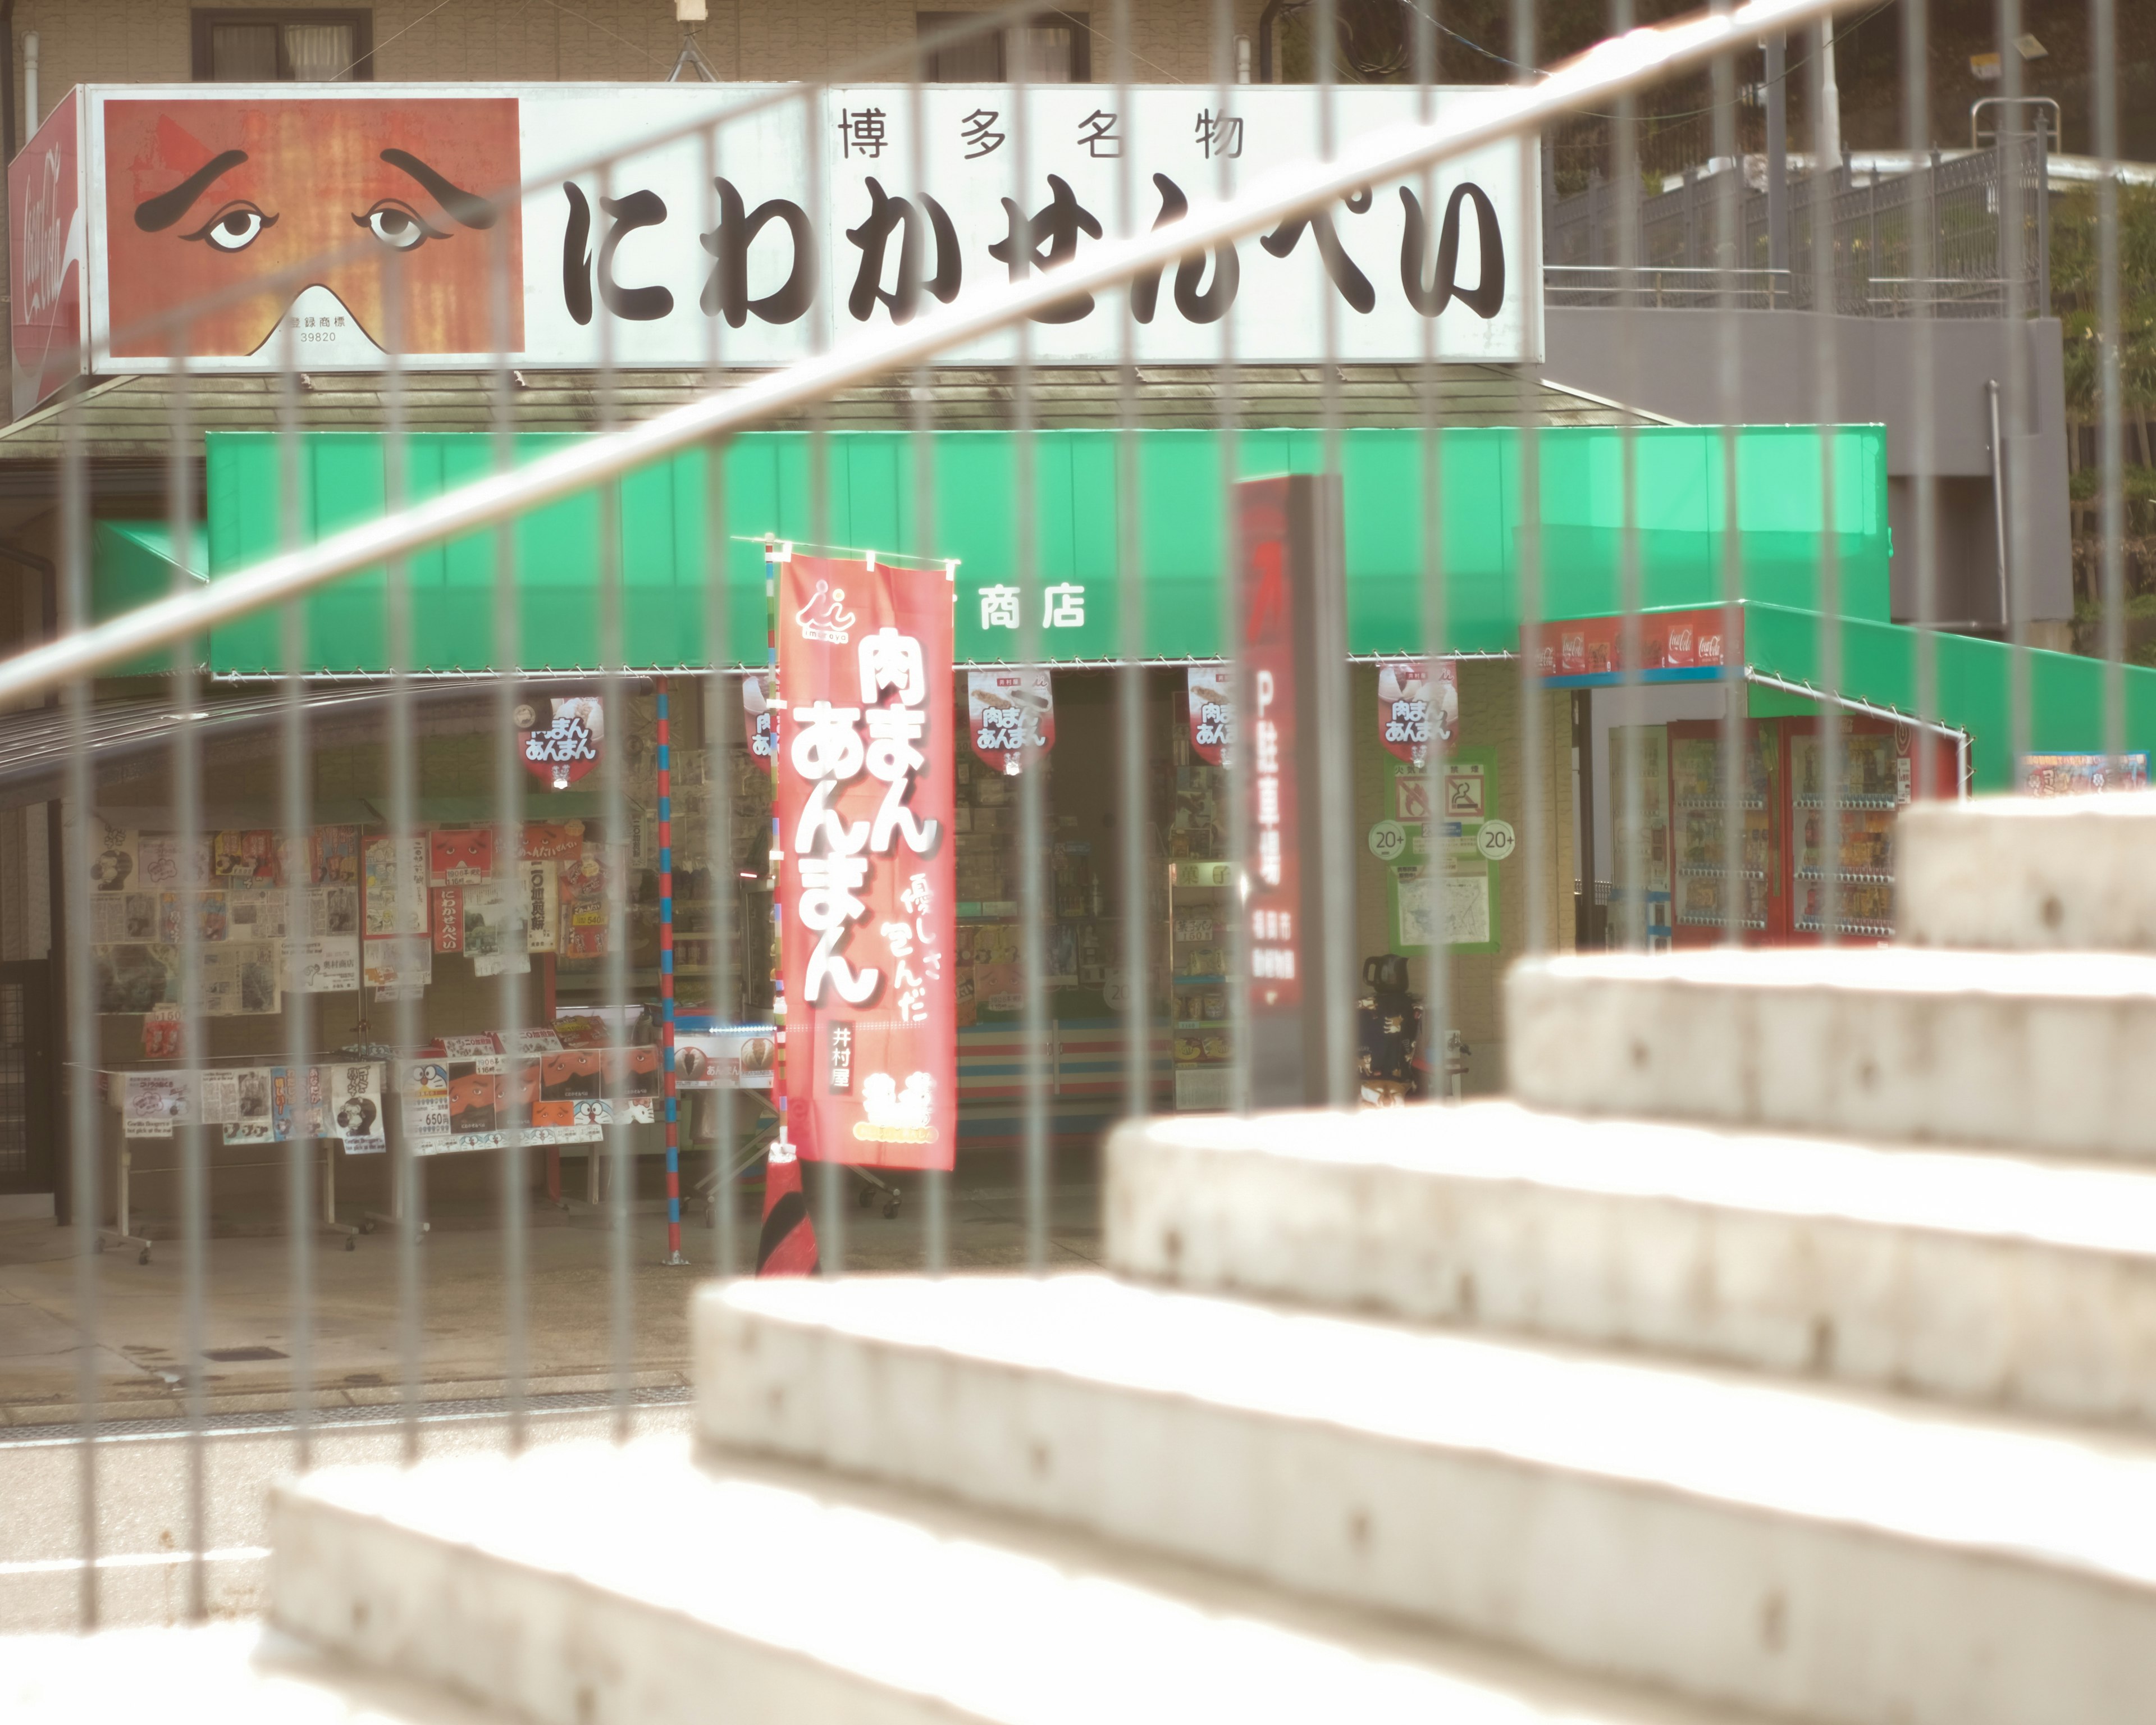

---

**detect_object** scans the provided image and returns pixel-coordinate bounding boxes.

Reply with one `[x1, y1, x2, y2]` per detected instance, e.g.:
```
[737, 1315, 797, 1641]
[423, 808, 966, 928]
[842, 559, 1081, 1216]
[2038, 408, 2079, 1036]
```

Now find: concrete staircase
[15, 791, 2156, 1725]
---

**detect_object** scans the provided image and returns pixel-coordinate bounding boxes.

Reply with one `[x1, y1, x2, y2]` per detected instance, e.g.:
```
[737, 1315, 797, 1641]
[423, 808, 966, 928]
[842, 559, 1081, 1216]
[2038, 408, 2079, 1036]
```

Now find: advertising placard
[1375, 658, 1456, 770]
[966, 668, 1054, 775]
[1528, 607, 1738, 687]
[776, 555, 956, 1170]
[1186, 665, 1232, 766]
[34, 81, 1538, 416]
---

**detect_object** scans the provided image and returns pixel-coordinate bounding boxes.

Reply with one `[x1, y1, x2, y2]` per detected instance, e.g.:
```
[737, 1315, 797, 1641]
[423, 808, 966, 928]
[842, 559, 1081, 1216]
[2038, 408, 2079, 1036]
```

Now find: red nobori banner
[1528, 608, 1739, 683]
[1375, 658, 1457, 770]
[776, 555, 956, 1171]
[967, 669, 1054, 776]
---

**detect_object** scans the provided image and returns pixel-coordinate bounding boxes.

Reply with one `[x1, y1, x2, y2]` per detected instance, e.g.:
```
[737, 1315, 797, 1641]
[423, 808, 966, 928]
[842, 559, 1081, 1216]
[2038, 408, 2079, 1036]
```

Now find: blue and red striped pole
[659, 676, 686, 1266]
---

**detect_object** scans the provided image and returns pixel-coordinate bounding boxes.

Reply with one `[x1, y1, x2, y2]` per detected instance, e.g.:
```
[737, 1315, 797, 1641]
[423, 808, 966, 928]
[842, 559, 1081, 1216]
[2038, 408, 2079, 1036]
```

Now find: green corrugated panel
[200, 424, 1891, 674]
[92, 519, 207, 676]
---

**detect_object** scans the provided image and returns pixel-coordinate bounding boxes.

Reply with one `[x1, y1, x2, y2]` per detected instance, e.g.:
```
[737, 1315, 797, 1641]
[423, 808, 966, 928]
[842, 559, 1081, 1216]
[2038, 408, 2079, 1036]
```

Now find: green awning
[1738, 601, 2156, 793]
[93, 519, 208, 676]
[198, 426, 1892, 676]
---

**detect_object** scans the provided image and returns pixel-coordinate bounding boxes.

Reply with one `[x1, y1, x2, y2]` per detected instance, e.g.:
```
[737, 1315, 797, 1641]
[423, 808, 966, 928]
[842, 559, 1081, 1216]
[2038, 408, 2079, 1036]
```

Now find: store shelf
[1677, 914, 1767, 930]
[1795, 916, 1895, 938]
[1675, 865, 1765, 879]
[1793, 794, 1900, 811]
[1173, 1019, 1232, 1030]
[1172, 973, 1226, 985]
[1795, 868, 1895, 886]
[1674, 796, 1766, 811]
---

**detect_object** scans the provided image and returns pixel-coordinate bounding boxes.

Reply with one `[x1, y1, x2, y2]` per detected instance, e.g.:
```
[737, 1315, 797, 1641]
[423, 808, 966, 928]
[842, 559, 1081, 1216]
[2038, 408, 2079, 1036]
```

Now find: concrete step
[697, 1273, 2156, 1725]
[2, 1621, 510, 1724]
[1898, 792, 2156, 950]
[1104, 1102, 2156, 1430]
[266, 1436, 1732, 1725]
[1506, 945, 2156, 1160]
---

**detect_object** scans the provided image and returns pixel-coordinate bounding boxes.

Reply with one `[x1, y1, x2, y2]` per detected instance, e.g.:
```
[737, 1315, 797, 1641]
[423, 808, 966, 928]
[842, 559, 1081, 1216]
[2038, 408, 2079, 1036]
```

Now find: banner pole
[658, 674, 686, 1266]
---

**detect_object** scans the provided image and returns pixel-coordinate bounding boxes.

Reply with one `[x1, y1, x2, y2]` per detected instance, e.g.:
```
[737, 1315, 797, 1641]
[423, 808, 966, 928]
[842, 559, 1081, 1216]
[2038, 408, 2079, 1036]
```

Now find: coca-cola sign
[9, 92, 85, 420]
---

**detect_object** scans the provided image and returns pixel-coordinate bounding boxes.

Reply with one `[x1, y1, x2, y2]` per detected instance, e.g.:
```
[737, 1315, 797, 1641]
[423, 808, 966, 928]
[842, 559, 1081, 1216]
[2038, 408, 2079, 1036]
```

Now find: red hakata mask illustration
[102, 98, 523, 359]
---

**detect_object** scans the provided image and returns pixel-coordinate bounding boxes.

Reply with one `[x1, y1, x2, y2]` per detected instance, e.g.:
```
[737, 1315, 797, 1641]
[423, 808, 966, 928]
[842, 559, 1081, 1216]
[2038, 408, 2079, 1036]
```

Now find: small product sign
[1186, 665, 1232, 766]
[1375, 659, 1456, 770]
[518, 695, 604, 790]
[967, 669, 1054, 775]
[776, 555, 957, 1170]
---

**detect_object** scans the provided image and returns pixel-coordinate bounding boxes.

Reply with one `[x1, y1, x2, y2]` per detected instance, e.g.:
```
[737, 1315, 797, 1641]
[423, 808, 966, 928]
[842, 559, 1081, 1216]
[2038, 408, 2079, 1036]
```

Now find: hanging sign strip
[776, 555, 957, 1171]
[1186, 665, 1232, 766]
[967, 668, 1055, 776]
[1375, 658, 1456, 770]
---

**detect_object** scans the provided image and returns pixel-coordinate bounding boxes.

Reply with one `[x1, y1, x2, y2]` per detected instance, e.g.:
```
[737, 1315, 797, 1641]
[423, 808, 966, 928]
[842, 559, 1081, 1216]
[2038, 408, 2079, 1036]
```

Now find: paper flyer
[462, 881, 531, 976]
[88, 823, 140, 895]
[363, 933, 433, 991]
[199, 942, 280, 1014]
[363, 833, 430, 937]
[309, 1062, 385, 1154]
[122, 1071, 192, 1139]
[95, 944, 180, 1015]
[430, 827, 495, 885]
[291, 936, 361, 994]
[519, 859, 560, 953]
[90, 892, 159, 945]
[310, 825, 360, 886]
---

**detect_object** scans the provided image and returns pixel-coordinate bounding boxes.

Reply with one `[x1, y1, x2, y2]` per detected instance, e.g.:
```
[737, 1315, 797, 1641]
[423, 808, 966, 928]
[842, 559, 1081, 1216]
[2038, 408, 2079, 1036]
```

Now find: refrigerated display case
[1782, 717, 1955, 942]
[1667, 720, 1783, 944]
[1607, 725, 1673, 950]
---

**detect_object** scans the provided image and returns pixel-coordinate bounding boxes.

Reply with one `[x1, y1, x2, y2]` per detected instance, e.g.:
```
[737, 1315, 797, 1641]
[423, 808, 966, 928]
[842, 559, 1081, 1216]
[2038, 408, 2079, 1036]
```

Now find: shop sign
[1240, 482, 1303, 1011]
[7, 91, 83, 419]
[2020, 752, 2152, 796]
[1186, 665, 1232, 766]
[40, 83, 1538, 414]
[517, 696, 604, 790]
[1528, 607, 1738, 687]
[1375, 659, 1456, 770]
[967, 669, 1054, 775]
[776, 555, 956, 1171]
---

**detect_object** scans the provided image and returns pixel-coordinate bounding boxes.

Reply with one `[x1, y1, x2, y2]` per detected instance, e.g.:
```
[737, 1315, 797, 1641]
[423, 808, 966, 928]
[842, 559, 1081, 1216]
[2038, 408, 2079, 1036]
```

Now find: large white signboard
[17, 81, 1537, 413]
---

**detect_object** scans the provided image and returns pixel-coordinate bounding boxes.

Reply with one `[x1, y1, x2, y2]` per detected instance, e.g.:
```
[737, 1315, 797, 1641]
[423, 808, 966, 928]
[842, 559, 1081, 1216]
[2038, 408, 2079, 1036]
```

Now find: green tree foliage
[2051, 180, 2156, 416]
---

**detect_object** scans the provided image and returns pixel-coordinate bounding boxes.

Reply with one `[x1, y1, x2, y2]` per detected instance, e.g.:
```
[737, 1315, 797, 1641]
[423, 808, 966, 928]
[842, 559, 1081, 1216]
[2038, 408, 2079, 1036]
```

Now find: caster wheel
[138, 1248, 152, 1266]
[360, 1219, 377, 1235]
[345, 1235, 358, 1252]
[883, 1195, 901, 1220]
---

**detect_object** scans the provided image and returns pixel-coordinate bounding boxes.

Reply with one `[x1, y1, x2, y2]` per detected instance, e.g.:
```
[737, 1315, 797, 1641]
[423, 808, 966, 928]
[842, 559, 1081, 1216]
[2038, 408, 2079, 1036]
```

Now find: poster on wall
[1375, 659, 1457, 771]
[2021, 752, 2153, 796]
[363, 833, 430, 937]
[42, 83, 1538, 414]
[967, 669, 1054, 776]
[1386, 749, 1501, 957]
[777, 553, 957, 1170]
[122, 1070, 192, 1139]
[310, 1062, 386, 1154]
[675, 1026, 778, 1092]
[1186, 666, 1232, 767]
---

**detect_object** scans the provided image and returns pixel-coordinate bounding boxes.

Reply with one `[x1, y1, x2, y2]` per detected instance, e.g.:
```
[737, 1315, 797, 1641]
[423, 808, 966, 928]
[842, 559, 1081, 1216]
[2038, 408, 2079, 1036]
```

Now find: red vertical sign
[9, 91, 83, 421]
[1240, 481, 1302, 1010]
[776, 556, 957, 1171]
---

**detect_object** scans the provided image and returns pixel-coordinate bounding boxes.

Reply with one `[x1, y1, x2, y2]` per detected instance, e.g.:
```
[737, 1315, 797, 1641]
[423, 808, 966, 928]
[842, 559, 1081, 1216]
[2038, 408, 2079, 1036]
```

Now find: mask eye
[181, 204, 275, 253]
[357, 201, 446, 251]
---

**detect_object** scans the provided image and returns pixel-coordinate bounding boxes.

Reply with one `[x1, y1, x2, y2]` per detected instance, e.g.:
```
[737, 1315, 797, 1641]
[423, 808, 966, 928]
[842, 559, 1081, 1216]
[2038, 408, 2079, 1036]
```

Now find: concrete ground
[0, 1153, 1103, 1430]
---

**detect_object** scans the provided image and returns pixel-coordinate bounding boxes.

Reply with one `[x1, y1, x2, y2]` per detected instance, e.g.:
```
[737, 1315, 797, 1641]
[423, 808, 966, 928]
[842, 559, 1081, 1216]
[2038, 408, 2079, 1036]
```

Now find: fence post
[2035, 117, 2051, 318]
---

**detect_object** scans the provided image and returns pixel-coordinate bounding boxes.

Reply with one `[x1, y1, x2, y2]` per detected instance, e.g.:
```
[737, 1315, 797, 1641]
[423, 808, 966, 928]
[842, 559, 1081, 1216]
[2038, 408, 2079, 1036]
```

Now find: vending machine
[1781, 715, 1957, 944]
[1665, 719, 1787, 946]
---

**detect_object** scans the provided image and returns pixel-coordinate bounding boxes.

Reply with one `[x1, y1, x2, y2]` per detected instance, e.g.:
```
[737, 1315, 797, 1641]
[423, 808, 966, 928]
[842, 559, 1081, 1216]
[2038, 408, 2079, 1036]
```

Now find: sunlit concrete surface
[1899, 791, 2156, 951]
[1107, 1102, 2156, 1425]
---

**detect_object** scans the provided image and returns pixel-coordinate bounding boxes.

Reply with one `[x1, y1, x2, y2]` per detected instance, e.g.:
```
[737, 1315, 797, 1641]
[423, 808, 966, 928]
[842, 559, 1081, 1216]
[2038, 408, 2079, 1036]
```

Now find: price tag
[1476, 819, 1516, 862]
[1367, 819, 1409, 862]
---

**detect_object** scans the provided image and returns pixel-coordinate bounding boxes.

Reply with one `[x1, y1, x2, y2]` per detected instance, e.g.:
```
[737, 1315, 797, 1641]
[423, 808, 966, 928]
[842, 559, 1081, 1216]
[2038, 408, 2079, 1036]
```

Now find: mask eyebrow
[134, 150, 249, 232]
[380, 149, 498, 230]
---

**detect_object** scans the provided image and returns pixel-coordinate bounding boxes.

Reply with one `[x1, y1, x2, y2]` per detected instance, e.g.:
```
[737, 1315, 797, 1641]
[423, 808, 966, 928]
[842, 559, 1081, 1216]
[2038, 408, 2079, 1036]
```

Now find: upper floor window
[192, 9, 374, 81]
[917, 11, 1090, 83]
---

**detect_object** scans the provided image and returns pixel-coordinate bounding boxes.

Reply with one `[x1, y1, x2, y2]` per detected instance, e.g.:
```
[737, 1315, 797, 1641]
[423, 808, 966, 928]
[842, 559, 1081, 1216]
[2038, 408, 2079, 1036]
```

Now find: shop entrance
[0, 960, 53, 1197]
